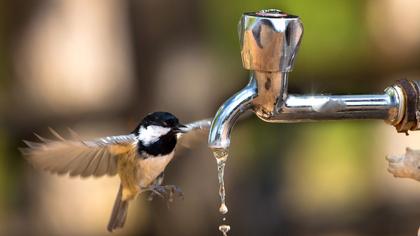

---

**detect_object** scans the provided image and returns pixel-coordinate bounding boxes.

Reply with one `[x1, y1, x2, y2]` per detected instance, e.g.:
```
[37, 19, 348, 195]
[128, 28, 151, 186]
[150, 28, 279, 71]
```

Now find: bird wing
[177, 118, 212, 148]
[21, 128, 138, 178]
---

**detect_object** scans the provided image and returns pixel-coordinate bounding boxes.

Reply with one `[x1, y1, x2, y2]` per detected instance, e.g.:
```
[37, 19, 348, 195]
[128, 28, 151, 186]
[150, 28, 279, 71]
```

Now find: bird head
[134, 112, 186, 146]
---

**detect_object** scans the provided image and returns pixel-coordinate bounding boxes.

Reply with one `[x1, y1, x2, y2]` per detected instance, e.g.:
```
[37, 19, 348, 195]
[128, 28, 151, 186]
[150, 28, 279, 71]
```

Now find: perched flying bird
[21, 112, 211, 232]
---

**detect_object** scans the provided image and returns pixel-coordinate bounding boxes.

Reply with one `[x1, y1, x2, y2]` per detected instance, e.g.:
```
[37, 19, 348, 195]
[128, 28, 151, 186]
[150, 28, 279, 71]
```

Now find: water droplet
[219, 203, 228, 214]
[219, 224, 231, 236]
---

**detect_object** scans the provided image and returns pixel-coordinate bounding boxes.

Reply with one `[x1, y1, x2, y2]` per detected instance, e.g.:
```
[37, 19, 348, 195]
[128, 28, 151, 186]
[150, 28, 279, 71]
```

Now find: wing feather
[81, 148, 104, 177]
[22, 129, 137, 177]
[95, 149, 111, 177]
[178, 118, 212, 148]
[108, 151, 119, 176]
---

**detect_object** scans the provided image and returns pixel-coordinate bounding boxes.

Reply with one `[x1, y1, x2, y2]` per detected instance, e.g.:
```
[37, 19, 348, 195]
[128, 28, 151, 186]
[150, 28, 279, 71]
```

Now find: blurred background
[1, 0, 420, 235]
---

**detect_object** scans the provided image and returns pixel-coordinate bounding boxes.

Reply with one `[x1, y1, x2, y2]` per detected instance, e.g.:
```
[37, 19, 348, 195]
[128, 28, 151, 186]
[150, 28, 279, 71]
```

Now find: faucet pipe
[208, 78, 257, 149]
[263, 86, 403, 123]
[208, 74, 405, 149]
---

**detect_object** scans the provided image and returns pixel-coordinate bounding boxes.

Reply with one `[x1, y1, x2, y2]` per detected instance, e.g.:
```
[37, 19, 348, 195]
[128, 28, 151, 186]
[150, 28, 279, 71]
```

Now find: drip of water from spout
[212, 148, 231, 236]
[213, 148, 229, 215]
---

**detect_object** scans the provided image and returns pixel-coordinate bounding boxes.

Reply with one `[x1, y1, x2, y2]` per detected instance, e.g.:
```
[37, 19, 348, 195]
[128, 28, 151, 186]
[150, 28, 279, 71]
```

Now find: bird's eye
[165, 120, 176, 127]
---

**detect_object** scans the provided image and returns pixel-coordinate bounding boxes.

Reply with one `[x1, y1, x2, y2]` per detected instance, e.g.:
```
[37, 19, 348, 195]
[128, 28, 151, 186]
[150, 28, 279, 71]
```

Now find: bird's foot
[146, 184, 184, 203]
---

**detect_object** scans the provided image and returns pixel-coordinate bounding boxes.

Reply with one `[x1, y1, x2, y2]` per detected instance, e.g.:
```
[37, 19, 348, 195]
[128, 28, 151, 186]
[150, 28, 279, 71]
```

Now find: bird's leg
[146, 172, 165, 201]
[147, 184, 184, 202]
[158, 185, 184, 202]
[144, 172, 184, 202]
[146, 187, 164, 201]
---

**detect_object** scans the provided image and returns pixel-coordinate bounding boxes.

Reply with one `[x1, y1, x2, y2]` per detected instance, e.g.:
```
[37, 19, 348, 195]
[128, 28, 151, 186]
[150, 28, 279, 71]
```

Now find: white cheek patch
[138, 125, 171, 145]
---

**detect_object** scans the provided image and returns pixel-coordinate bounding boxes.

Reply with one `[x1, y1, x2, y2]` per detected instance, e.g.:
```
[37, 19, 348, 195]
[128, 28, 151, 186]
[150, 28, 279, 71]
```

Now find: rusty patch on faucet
[252, 71, 283, 116]
[394, 79, 419, 133]
[265, 77, 271, 90]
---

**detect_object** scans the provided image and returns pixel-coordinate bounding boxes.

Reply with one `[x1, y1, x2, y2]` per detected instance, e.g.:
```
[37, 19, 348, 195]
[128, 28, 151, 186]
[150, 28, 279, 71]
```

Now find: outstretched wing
[21, 128, 137, 177]
[178, 118, 212, 148]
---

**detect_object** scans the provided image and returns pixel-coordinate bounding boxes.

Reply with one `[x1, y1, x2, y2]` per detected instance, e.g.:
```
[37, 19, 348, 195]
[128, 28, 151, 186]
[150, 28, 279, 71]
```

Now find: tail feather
[107, 185, 129, 232]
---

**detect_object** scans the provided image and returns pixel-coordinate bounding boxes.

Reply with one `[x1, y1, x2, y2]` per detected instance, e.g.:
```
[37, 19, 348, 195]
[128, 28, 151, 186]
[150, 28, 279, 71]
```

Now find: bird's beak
[175, 124, 188, 133]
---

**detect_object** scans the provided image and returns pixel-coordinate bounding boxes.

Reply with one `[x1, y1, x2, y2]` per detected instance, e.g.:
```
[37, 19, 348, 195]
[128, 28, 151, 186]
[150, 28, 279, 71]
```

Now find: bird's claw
[147, 188, 164, 201]
[146, 185, 184, 202]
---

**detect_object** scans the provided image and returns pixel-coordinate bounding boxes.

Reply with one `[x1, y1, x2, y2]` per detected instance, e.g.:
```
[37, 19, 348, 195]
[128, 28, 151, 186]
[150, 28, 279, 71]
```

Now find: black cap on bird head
[133, 112, 185, 133]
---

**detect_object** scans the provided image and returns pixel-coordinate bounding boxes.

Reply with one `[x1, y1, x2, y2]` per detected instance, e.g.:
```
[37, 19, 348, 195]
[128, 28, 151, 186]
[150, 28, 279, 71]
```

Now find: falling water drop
[219, 224, 231, 236]
[212, 148, 230, 236]
[213, 148, 229, 215]
[219, 202, 228, 214]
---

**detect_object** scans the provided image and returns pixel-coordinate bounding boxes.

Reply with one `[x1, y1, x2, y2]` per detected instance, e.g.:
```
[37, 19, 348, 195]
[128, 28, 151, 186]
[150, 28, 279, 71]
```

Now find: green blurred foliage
[282, 1, 369, 76]
[0, 0, 7, 102]
[0, 130, 10, 216]
[285, 121, 375, 214]
[204, 0, 372, 92]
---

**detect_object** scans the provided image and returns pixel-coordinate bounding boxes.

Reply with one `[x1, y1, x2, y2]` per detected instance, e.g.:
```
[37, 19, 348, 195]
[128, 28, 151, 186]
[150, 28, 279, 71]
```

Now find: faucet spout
[208, 77, 257, 149]
[208, 9, 301, 150]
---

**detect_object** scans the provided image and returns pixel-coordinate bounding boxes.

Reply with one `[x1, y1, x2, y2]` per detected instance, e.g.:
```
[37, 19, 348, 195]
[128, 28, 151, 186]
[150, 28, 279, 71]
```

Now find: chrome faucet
[208, 9, 420, 150]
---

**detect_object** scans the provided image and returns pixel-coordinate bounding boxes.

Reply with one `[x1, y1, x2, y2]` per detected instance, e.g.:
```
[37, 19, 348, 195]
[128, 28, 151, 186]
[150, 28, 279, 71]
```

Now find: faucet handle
[239, 9, 303, 72]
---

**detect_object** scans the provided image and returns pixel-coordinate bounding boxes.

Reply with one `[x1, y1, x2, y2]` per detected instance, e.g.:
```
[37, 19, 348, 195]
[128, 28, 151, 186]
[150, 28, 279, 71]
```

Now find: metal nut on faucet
[239, 9, 304, 72]
[392, 79, 420, 133]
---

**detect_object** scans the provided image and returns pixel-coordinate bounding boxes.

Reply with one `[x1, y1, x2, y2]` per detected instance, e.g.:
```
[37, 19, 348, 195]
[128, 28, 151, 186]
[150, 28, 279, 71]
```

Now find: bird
[20, 112, 211, 232]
